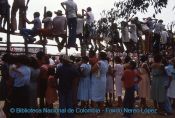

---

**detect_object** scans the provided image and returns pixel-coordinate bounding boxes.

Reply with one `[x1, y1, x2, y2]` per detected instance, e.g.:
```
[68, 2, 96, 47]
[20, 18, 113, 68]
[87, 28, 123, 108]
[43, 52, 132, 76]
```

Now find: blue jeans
[20, 28, 37, 40]
[59, 91, 74, 118]
[67, 17, 77, 46]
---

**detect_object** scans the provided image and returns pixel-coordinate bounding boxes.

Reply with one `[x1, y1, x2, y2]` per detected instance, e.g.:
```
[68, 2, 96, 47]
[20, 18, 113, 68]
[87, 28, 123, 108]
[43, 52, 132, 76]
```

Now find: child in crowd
[77, 56, 91, 108]
[45, 66, 58, 117]
[106, 58, 114, 107]
[122, 60, 142, 118]
[114, 56, 124, 107]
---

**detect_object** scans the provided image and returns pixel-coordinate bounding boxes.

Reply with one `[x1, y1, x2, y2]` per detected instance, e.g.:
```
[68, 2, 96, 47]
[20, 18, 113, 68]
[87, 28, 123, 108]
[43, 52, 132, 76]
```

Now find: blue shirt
[10, 65, 31, 87]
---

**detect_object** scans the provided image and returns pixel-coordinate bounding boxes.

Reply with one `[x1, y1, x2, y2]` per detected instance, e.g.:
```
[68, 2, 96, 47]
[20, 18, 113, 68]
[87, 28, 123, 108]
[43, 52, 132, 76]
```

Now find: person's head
[124, 55, 131, 63]
[46, 11, 52, 17]
[154, 54, 162, 63]
[61, 54, 72, 64]
[129, 60, 137, 70]
[98, 52, 107, 60]
[89, 50, 96, 58]
[28, 57, 39, 69]
[16, 55, 29, 66]
[1, 53, 11, 63]
[115, 56, 122, 64]
[82, 56, 89, 63]
[121, 21, 127, 27]
[34, 12, 40, 18]
[147, 17, 152, 21]
[130, 19, 135, 24]
[36, 51, 45, 60]
[87, 7, 92, 12]
[158, 19, 163, 23]
[54, 10, 63, 16]
[140, 55, 148, 62]
[134, 17, 138, 21]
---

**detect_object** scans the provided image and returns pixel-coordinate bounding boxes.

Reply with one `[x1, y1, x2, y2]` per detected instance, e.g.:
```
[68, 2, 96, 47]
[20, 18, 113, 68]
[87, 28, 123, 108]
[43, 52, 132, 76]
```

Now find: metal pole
[43, 6, 47, 53]
[6, 6, 11, 54]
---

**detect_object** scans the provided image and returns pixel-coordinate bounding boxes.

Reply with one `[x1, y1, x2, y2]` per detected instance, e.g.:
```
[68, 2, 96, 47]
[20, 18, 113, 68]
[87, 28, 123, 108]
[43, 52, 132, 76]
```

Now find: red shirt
[122, 69, 141, 89]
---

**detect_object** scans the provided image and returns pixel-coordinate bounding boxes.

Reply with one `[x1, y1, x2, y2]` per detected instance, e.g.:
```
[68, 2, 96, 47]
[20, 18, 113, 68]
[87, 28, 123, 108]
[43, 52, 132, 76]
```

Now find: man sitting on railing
[52, 10, 67, 51]
[20, 12, 41, 43]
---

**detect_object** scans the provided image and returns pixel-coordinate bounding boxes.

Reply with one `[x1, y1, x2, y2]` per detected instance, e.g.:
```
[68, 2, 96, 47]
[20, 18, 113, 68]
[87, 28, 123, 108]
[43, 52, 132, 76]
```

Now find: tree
[113, 0, 168, 18]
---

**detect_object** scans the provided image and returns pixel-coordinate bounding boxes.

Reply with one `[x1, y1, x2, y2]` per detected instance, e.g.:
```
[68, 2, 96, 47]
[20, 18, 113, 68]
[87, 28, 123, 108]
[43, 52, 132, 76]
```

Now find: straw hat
[54, 10, 63, 15]
[61, 54, 72, 62]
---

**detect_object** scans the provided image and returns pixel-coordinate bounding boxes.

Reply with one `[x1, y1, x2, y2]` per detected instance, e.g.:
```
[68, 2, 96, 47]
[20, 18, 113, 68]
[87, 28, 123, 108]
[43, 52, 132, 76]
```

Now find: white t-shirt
[129, 23, 138, 43]
[161, 30, 169, 44]
[86, 11, 94, 25]
[76, 18, 84, 34]
[52, 16, 67, 35]
[49, 58, 55, 65]
[62, 0, 77, 18]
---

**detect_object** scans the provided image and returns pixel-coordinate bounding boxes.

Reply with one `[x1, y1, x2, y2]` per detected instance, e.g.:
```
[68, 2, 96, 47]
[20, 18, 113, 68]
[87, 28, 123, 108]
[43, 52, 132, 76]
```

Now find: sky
[1, 0, 175, 55]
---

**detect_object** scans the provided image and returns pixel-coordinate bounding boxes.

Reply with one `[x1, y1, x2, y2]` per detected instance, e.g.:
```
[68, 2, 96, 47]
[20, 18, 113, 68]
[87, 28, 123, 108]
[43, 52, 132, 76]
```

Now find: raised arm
[61, 2, 66, 11]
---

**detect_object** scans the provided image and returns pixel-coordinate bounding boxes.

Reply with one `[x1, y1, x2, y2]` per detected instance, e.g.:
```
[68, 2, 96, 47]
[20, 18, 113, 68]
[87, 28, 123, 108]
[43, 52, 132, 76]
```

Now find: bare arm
[61, 2, 66, 11]
[25, 17, 34, 24]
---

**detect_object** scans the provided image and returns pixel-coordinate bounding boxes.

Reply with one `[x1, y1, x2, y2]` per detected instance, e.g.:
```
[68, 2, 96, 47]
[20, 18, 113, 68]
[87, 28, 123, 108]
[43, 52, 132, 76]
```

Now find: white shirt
[49, 58, 55, 65]
[161, 30, 169, 44]
[62, 0, 77, 18]
[86, 11, 94, 25]
[129, 23, 138, 43]
[76, 18, 84, 34]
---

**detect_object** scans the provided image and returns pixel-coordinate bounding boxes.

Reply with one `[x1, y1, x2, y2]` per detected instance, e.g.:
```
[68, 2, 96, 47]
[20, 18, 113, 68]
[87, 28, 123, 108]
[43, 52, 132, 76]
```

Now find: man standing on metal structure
[11, 0, 30, 33]
[0, 0, 10, 31]
[61, 0, 78, 49]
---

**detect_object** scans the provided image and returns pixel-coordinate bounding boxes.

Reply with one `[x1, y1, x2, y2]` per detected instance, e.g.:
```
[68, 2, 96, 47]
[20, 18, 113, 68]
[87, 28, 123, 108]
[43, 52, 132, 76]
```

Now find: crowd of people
[0, 50, 175, 118]
[1, 0, 174, 54]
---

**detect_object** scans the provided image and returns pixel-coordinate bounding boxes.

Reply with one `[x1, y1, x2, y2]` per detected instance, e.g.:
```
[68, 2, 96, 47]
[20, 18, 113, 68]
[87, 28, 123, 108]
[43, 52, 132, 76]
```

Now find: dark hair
[34, 12, 40, 17]
[129, 60, 137, 69]
[140, 55, 148, 62]
[70, 55, 75, 63]
[46, 11, 52, 17]
[99, 52, 107, 60]
[89, 50, 96, 57]
[124, 55, 131, 63]
[1, 53, 11, 63]
[154, 55, 162, 63]
[16, 55, 29, 65]
[82, 56, 89, 63]
[8, 55, 17, 64]
[158, 19, 163, 23]
[28, 57, 39, 69]
[87, 7, 92, 11]
[115, 56, 122, 63]
[36, 51, 45, 60]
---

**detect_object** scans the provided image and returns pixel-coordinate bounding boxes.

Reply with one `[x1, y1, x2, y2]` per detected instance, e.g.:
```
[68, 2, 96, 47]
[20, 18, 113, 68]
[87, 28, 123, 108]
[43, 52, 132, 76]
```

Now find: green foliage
[113, 0, 168, 18]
